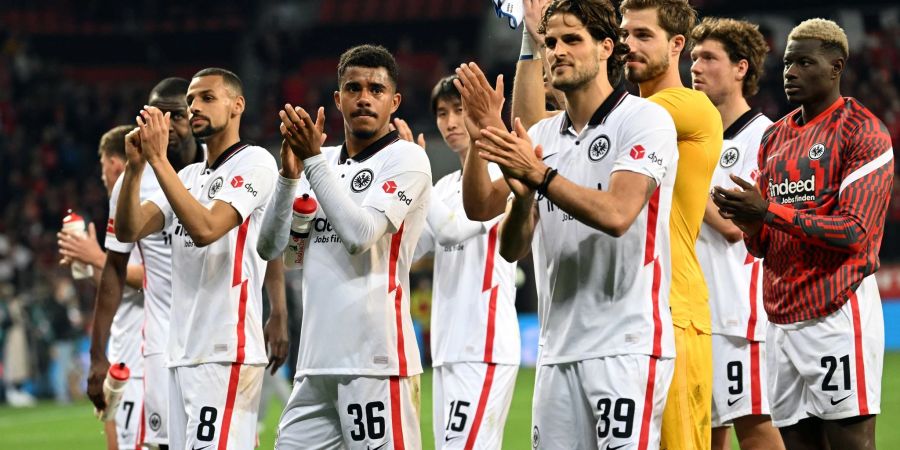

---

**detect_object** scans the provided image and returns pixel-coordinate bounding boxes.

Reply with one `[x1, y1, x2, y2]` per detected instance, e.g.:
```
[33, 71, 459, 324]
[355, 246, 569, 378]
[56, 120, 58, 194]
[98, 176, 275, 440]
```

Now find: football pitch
[2, 353, 899, 449]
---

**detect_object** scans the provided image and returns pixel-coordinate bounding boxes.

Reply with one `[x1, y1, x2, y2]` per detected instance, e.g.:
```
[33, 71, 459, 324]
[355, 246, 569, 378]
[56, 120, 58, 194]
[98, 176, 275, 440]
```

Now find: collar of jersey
[206, 139, 251, 171]
[724, 109, 763, 140]
[339, 130, 400, 164]
[788, 96, 845, 130]
[558, 85, 628, 134]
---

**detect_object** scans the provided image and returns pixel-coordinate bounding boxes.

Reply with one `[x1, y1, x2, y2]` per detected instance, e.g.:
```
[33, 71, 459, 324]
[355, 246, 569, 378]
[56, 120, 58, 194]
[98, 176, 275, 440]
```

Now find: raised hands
[523, 0, 551, 38]
[124, 127, 145, 168]
[136, 106, 171, 165]
[476, 118, 546, 198]
[279, 103, 325, 161]
[711, 174, 768, 236]
[390, 118, 426, 149]
[454, 62, 505, 134]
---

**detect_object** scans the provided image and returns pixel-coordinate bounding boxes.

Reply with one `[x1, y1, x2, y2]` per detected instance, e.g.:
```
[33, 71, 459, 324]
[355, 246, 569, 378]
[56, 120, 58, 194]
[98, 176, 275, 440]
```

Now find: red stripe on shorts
[750, 341, 762, 415]
[637, 356, 659, 450]
[217, 363, 242, 450]
[464, 363, 497, 450]
[390, 376, 406, 450]
[849, 292, 869, 415]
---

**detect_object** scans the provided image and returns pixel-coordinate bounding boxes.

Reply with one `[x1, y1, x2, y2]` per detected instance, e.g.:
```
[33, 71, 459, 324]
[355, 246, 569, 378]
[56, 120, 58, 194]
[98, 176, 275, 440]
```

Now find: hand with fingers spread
[136, 106, 171, 165]
[454, 62, 505, 132]
[58, 222, 104, 269]
[523, 0, 551, 38]
[279, 103, 325, 161]
[476, 118, 547, 190]
[391, 118, 426, 149]
[711, 174, 768, 236]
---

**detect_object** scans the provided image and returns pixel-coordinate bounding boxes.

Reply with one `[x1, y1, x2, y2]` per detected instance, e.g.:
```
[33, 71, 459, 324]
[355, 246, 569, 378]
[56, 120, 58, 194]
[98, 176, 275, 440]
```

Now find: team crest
[208, 176, 224, 199]
[720, 147, 740, 168]
[149, 413, 161, 431]
[587, 135, 610, 161]
[532, 426, 540, 448]
[351, 169, 374, 193]
[808, 143, 826, 160]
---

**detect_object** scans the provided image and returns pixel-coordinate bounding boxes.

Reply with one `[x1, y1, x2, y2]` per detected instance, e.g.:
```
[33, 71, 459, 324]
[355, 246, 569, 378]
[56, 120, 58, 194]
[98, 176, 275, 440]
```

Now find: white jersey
[418, 167, 520, 366]
[697, 111, 772, 341]
[527, 89, 678, 365]
[107, 164, 174, 357]
[107, 248, 144, 377]
[148, 141, 277, 367]
[295, 131, 431, 377]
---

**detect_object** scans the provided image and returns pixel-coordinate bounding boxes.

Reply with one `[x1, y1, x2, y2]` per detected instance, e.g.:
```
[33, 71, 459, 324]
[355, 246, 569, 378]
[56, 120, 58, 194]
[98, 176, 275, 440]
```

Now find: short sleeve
[214, 163, 278, 220]
[104, 173, 135, 253]
[361, 148, 432, 230]
[611, 103, 678, 186]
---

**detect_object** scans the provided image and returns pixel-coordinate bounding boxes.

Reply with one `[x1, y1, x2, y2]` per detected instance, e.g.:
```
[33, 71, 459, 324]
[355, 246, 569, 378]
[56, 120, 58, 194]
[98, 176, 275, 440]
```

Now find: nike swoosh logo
[727, 396, 744, 406]
[192, 445, 212, 450]
[606, 444, 627, 450]
[830, 394, 853, 405]
[367, 442, 389, 450]
[445, 434, 461, 442]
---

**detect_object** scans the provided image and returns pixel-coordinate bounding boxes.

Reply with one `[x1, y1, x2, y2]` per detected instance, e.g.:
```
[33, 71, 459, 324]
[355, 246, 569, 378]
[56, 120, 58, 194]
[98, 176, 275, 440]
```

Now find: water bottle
[284, 194, 318, 269]
[62, 210, 94, 280]
[96, 362, 130, 422]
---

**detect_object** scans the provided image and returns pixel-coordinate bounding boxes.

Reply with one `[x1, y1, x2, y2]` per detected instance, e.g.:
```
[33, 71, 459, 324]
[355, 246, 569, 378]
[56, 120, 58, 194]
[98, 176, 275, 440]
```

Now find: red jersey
[747, 97, 894, 324]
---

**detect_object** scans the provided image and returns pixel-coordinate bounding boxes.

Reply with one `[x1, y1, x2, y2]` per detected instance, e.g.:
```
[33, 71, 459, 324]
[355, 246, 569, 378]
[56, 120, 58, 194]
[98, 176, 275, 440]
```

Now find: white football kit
[107, 163, 175, 446]
[525, 88, 678, 449]
[416, 165, 520, 449]
[148, 141, 277, 450]
[697, 110, 775, 427]
[272, 131, 431, 450]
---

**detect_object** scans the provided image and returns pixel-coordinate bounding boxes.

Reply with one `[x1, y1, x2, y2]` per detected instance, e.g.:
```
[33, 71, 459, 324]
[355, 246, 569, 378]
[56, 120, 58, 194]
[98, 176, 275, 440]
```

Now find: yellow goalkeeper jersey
[649, 87, 722, 333]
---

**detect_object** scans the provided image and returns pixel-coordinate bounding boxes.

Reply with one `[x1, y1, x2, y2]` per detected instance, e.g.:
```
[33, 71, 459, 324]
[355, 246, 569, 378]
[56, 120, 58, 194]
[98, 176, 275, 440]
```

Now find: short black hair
[148, 77, 189, 101]
[430, 75, 461, 116]
[337, 45, 400, 89]
[192, 67, 243, 96]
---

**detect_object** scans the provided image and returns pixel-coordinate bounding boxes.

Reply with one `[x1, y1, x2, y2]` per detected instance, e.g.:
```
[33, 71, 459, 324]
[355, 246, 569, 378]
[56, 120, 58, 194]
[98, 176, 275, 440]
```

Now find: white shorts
[433, 362, 517, 449]
[767, 280, 884, 428]
[711, 334, 770, 427]
[143, 353, 169, 446]
[276, 374, 421, 450]
[112, 376, 143, 450]
[531, 355, 673, 450]
[168, 362, 264, 450]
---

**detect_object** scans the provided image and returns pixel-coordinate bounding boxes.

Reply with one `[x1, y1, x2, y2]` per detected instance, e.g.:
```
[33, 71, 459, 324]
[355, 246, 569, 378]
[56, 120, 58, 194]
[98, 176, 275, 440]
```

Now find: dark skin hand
[711, 174, 768, 236]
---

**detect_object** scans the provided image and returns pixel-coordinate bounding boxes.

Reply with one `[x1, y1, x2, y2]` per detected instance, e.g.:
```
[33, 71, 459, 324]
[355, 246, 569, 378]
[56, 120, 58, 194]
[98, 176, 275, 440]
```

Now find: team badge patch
[720, 147, 740, 168]
[587, 135, 610, 161]
[531, 426, 540, 448]
[351, 169, 374, 193]
[208, 176, 224, 199]
[149, 413, 161, 431]
[808, 143, 826, 160]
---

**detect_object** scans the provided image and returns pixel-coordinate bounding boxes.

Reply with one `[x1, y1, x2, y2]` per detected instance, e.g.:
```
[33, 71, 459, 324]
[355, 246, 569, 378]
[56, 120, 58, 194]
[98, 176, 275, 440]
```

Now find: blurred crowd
[0, 1, 898, 405]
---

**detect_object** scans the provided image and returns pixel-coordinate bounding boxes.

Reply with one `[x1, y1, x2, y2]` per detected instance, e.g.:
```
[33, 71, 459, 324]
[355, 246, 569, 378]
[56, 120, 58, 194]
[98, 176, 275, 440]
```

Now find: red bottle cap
[108, 362, 130, 381]
[62, 209, 83, 224]
[292, 194, 318, 215]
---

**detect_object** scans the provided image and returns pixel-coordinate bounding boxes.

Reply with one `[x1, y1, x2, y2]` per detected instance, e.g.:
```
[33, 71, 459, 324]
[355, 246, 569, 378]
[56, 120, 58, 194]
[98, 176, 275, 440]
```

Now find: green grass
[1, 354, 897, 449]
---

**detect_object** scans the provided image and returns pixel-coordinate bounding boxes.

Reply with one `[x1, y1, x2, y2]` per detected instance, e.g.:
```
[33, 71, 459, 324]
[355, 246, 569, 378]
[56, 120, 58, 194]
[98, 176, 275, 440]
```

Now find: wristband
[520, 28, 541, 61]
[537, 168, 558, 196]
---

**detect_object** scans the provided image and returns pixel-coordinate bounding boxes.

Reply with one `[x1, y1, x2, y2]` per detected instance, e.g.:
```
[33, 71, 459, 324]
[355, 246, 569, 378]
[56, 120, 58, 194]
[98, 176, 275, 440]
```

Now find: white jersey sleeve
[212, 164, 276, 220]
[360, 142, 432, 231]
[610, 103, 677, 186]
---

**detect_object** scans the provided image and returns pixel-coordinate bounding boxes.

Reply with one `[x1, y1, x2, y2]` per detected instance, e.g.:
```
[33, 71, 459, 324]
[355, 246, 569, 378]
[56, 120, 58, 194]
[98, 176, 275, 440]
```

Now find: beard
[350, 127, 378, 140]
[192, 122, 223, 139]
[551, 61, 600, 93]
[625, 53, 669, 83]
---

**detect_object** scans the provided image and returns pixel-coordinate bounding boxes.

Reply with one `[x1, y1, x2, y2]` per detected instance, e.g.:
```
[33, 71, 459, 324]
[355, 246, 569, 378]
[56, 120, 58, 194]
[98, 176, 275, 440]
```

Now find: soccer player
[114, 68, 279, 450]
[464, 1, 679, 448]
[259, 45, 431, 449]
[619, 1, 723, 449]
[412, 76, 520, 448]
[87, 78, 200, 450]
[59, 125, 145, 450]
[689, 17, 785, 450]
[712, 19, 893, 450]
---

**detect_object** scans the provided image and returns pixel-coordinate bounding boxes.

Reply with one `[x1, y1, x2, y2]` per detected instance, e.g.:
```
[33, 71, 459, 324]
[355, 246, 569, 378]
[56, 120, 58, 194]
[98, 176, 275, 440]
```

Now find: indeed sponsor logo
[768, 174, 816, 204]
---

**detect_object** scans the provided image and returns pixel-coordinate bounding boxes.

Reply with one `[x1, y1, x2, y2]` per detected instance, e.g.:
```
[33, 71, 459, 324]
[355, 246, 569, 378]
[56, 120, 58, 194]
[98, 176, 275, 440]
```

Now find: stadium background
[0, 0, 898, 448]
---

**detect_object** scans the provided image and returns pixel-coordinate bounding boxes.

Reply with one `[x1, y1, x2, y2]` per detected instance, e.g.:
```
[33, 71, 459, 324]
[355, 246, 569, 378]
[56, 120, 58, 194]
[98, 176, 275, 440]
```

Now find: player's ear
[831, 56, 845, 80]
[233, 95, 245, 116]
[670, 34, 686, 57]
[391, 92, 401, 115]
[735, 59, 749, 82]
[333, 91, 342, 113]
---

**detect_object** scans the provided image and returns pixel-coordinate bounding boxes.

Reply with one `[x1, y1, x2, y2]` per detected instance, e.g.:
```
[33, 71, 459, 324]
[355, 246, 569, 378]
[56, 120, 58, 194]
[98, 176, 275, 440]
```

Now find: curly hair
[337, 44, 400, 90]
[691, 17, 770, 97]
[538, 0, 629, 85]
[619, 0, 698, 49]
[788, 18, 849, 59]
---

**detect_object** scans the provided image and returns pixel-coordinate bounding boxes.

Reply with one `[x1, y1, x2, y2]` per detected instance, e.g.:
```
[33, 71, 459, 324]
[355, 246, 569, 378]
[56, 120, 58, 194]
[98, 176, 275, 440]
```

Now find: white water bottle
[284, 194, 318, 270]
[96, 362, 130, 422]
[62, 210, 94, 280]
